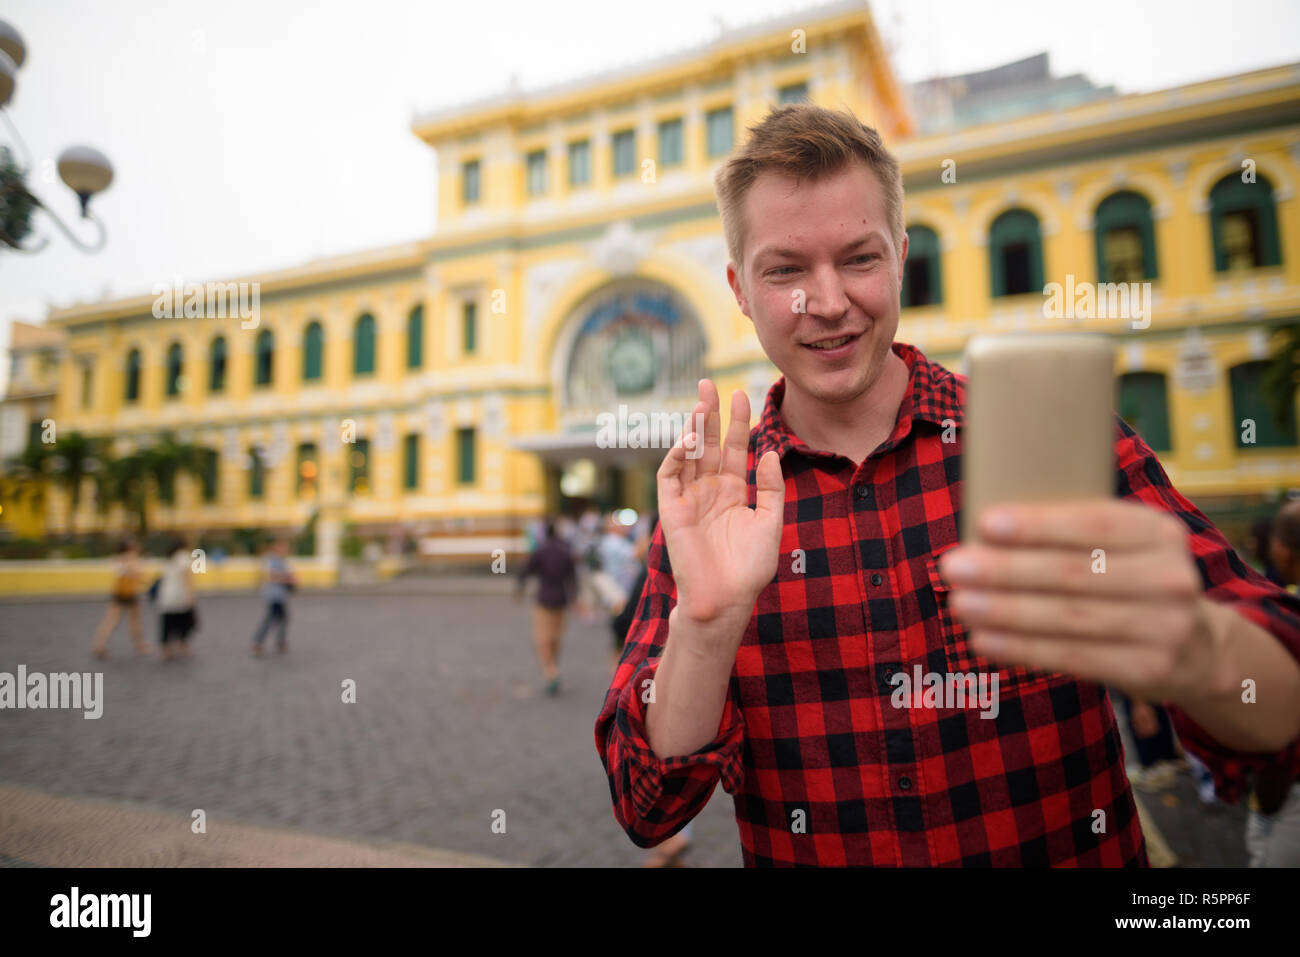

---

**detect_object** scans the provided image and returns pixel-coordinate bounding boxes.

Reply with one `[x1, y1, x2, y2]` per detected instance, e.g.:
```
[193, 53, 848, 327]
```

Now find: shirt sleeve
[593, 523, 746, 847]
[1113, 414, 1300, 802]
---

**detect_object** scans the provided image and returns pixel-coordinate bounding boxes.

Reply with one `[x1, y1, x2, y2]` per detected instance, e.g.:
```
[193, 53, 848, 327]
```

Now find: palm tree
[1263, 322, 1300, 431]
[0, 437, 54, 526]
[47, 431, 102, 539]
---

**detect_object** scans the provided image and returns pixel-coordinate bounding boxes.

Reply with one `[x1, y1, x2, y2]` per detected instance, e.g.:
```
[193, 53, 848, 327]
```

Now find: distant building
[4, 0, 1298, 557]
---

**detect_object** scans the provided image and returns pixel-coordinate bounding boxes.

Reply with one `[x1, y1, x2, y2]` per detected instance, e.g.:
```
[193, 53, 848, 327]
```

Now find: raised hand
[656, 379, 785, 628]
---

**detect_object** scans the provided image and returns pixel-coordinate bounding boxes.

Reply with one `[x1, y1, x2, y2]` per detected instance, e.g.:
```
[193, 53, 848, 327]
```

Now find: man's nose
[801, 266, 851, 321]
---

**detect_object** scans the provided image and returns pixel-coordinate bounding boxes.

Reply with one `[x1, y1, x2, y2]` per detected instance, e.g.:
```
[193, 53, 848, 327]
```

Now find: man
[251, 538, 296, 656]
[517, 519, 578, 697]
[594, 104, 1300, 866]
[1245, 500, 1300, 865]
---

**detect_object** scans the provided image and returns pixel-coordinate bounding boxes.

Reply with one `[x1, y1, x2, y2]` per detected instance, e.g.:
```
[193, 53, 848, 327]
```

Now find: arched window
[124, 349, 141, 402]
[209, 336, 227, 392]
[165, 342, 183, 397]
[902, 225, 942, 308]
[989, 209, 1043, 298]
[302, 321, 324, 382]
[349, 438, 371, 494]
[1118, 371, 1171, 452]
[354, 313, 376, 376]
[1211, 173, 1282, 272]
[1095, 191, 1157, 283]
[407, 305, 424, 370]
[1231, 360, 1297, 448]
[296, 443, 318, 499]
[255, 330, 274, 387]
[198, 448, 219, 503]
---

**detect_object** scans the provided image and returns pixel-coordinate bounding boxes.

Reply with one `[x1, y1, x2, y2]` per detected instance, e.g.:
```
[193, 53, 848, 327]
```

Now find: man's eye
[768, 266, 799, 276]
[851, 254, 880, 265]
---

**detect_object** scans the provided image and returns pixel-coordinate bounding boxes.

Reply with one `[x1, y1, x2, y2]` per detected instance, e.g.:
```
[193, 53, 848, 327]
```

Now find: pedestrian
[516, 518, 576, 697]
[251, 538, 296, 656]
[155, 537, 198, 661]
[91, 539, 150, 659]
[1117, 692, 1184, 792]
[1244, 499, 1300, 866]
[609, 514, 656, 673]
[591, 512, 637, 614]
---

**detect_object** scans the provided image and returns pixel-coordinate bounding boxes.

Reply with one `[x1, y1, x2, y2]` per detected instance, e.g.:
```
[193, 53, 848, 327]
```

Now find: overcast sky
[3, 0, 1299, 386]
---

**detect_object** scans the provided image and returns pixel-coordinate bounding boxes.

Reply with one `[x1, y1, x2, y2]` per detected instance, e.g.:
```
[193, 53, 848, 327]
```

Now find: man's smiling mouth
[803, 333, 860, 351]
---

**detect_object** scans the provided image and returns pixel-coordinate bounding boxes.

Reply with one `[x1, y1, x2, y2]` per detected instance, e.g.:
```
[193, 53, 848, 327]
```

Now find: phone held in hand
[960, 333, 1117, 543]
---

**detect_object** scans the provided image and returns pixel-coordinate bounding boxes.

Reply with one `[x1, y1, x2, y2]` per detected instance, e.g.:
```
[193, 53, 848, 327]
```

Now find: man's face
[727, 160, 906, 407]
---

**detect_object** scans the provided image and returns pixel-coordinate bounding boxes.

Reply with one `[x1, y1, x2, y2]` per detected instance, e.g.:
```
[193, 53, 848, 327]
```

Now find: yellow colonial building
[5, 0, 1300, 561]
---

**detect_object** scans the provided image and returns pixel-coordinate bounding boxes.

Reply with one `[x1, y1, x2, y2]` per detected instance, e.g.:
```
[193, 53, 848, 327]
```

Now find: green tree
[47, 431, 102, 539]
[1263, 322, 1300, 431]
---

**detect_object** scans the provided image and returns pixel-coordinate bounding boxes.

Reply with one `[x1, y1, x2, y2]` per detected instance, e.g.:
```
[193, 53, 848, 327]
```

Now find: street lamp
[0, 19, 113, 253]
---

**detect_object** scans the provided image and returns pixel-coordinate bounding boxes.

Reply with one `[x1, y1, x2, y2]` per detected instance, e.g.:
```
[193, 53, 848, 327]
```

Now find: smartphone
[960, 334, 1116, 543]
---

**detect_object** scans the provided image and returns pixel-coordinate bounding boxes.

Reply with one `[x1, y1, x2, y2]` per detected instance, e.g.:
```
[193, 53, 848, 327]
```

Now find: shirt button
[898, 776, 912, 791]
[854, 484, 870, 501]
[870, 573, 883, 586]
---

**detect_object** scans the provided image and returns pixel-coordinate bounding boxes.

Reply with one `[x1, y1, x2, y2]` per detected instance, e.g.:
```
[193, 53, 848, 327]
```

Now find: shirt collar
[753, 340, 965, 462]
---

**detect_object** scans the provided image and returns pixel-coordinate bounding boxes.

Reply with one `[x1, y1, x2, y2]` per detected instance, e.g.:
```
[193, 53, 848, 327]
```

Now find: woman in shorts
[91, 539, 150, 659]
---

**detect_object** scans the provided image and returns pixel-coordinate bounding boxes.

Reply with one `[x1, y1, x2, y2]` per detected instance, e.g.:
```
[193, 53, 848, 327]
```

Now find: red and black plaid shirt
[595, 339, 1300, 866]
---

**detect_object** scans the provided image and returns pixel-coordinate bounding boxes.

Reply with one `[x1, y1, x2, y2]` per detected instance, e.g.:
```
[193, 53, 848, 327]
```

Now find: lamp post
[0, 20, 113, 253]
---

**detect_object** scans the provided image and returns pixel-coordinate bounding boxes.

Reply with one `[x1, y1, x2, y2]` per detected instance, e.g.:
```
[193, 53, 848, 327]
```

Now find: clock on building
[607, 327, 657, 395]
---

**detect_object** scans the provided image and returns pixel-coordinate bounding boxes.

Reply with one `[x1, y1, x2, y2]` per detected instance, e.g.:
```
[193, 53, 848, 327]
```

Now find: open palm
[657, 380, 785, 624]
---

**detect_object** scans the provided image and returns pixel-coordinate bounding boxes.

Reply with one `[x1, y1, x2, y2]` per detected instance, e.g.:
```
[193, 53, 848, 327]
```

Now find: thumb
[754, 449, 784, 517]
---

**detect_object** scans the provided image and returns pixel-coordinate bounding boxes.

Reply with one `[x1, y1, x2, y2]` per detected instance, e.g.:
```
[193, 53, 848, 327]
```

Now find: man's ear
[897, 231, 909, 286]
[726, 262, 753, 322]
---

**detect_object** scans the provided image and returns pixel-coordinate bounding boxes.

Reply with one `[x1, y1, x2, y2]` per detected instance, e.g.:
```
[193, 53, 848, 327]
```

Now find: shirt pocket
[924, 553, 1065, 694]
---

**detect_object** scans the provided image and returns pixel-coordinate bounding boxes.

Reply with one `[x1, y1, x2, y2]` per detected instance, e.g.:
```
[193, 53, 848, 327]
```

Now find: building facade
[5, 0, 1299, 558]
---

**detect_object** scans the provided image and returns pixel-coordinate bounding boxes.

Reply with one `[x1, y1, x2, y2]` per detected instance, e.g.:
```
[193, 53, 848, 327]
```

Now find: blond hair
[714, 104, 904, 270]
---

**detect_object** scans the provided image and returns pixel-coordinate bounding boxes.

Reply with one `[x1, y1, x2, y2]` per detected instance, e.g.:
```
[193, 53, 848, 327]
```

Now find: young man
[594, 104, 1300, 866]
[252, 538, 296, 656]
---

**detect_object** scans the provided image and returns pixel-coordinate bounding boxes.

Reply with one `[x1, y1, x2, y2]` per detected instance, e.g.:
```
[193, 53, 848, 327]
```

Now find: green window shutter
[354, 313, 376, 376]
[248, 447, 265, 499]
[349, 438, 370, 493]
[1095, 191, 1158, 282]
[612, 129, 636, 177]
[463, 301, 477, 354]
[303, 322, 323, 381]
[989, 208, 1044, 298]
[901, 225, 942, 308]
[255, 331, 274, 386]
[406, 306, 423, 369]
[403, 433, 419, 490]
[658, 118, 683, 167]
[209, 337, 227, 392]
[706, 107, 733, 157]
[526, 150, 547, 195]
[462, 159, 480, 204]
[125, 350, 141, 401]
[1118, 372, 1172, 452]
[166, 343, 183, 397]
[778, 82, 808, 104]
[568, 140, 590, 186]
[1232, 361, 1298, 448]
[457, 427, 476, 485]
[1211, 173, 1282, 272]
[201, 449, 218, 503]
[81, 362, 93, 408]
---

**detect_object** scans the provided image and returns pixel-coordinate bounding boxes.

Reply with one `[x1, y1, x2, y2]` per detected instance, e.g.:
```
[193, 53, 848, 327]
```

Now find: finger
[939, 544, 1201, 598]
[657, 428, 693, 500]
[754, 449, 785, 517]
[968, 628, 1172, 692]
[696, 379, 722, 476]
[720, 389, 751, 479]
[976, 499, 1186, 552]
[948, 588, 1194, 647]
[681, 399, 706, 485]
